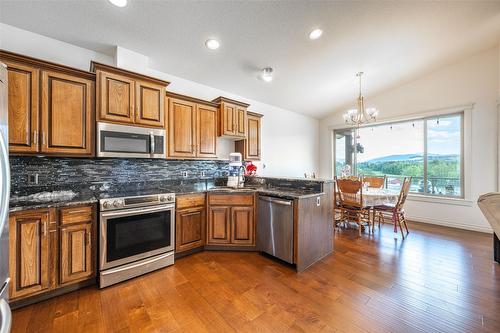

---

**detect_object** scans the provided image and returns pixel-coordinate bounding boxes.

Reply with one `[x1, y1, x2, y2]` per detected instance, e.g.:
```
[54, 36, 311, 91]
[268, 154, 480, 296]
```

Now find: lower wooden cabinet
[59, 223, 93, 285]
[8, 204, 96, 302]
[175, 194, 206, 253]
[207, 194, 255, 246]
[8, 209, 51, 299]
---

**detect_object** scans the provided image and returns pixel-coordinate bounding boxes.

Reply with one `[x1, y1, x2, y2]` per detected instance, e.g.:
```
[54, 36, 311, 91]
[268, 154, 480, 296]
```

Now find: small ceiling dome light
[309, 28, 323, 40]
[108, 0, 127, 7]
[205, 39, 220, 50]
[261, 67, 274, 82]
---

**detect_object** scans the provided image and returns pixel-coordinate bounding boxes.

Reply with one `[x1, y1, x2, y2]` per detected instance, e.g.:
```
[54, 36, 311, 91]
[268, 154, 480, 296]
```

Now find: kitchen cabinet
[41, 70, 94, 155]
[8, 204, 96, 303]
[212, 97, 249, 138]
[167, 92, 218, 159]
[1, 50, 95, 156]
[175, 194, 206, 253]
[235, 112, 262, 161]
[207, 193, 255, 246]
[59, 205, 94, 285]
[92, 62, 168, 128]
[9, 209, 51, 299]
[3, 60, 39, 154]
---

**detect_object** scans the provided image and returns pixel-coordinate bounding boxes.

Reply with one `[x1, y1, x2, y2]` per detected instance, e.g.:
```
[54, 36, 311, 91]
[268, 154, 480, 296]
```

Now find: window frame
[331, 106, 471, 201]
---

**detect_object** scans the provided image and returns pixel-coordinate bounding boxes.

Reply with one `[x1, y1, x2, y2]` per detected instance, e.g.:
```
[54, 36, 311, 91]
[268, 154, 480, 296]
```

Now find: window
[334, 112, 463, 198]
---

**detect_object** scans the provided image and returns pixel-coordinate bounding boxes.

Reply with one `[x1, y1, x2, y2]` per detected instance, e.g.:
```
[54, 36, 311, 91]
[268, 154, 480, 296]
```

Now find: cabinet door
[60, 223, 93, 285]
[176, 207, 205, 253]
[196, 104, 217, 158]
[220, 102, 236, 136]
[135, 81, 165, 127]
[40, 71, 94, 155]
[235, 106, 247, 137]
[246, 114, 261, 160]
[9, 209, 50, 299]
[231, 206, 255, 245]
[5, 61, 39, 153]
[97, 71, 135, 124]
[207, 206, 231, 244]
[168, 98, 196, 158]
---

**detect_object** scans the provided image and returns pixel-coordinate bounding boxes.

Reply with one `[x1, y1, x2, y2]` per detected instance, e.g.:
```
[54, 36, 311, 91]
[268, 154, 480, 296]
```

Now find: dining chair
[336, 177, 371, 235]
[333, 177, 344, 229]
[363, 176, 386, 189]
[375, 177, 412, 238]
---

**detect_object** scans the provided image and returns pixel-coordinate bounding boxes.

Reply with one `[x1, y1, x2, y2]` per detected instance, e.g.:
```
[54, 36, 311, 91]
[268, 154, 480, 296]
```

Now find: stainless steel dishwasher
[257, 196, 294, 264]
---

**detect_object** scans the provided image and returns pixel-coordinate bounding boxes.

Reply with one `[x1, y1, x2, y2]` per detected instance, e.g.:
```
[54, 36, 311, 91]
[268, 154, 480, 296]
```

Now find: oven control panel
[100, 193, 175, 211]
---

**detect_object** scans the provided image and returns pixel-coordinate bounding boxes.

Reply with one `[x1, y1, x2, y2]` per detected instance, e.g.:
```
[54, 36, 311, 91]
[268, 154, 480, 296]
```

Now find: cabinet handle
[33, 130, 38, 145]
[66, 209, 89, 214]
[42, 221, 47, 237]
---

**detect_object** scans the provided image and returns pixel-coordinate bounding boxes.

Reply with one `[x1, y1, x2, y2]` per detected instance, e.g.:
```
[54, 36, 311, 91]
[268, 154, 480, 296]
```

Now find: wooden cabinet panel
[207, 206, 231, 244]
[209, 194, 254, 206]
[41, 71, 94, 155]
[235, 106, 246, 137]
[5, 61, 39, 153]
[176, 207, 205, 253]
[246, 114, 261, 159]
[98, 71, 135, 124]
[221, 103, 236, 136]
[59, 205, 93, 225]
[135, 81, 165, 127]
[60, 223, 93, 284]
[168, 98, 196, 158]
[176, 193, 206, 210]
[196, 104, 217, 158]
[9, 209, 50, 299]
[231, 207, 254, 245]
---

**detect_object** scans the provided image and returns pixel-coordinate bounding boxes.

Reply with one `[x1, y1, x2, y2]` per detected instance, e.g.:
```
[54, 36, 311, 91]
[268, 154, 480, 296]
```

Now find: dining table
[361, 188, 400, 207]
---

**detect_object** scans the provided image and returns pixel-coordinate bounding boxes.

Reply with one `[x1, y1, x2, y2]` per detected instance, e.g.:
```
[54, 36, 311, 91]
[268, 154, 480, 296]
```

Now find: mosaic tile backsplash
[10, 156, 230, 195]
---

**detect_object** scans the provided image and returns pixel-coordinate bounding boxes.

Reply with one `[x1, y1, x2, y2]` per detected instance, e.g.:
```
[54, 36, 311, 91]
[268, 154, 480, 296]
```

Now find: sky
[336, 114, 461, 163]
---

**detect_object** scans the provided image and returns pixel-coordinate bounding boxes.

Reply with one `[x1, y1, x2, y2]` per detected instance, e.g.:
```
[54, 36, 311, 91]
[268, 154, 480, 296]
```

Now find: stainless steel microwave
[97, 122, 166, 158]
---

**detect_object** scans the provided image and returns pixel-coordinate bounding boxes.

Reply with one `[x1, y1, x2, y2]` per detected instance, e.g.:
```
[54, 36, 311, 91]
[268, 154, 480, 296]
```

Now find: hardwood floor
[12, 222, 500, 333]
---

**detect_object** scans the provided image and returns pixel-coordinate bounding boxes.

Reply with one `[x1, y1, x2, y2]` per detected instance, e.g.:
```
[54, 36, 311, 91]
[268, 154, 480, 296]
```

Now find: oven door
[100, 204, 174, 270]
[97, 122, 165, 158]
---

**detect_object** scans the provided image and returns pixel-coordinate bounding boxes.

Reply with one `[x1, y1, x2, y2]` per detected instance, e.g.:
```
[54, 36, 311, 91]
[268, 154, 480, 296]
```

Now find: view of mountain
[361, 153, 459, 163]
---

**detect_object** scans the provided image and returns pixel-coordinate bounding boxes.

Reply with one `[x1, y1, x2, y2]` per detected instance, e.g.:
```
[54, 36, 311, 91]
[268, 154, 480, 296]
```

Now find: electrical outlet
[182, 171, 188, 178]
[200, 171, 206, 177]
[27, 173, 39, 185]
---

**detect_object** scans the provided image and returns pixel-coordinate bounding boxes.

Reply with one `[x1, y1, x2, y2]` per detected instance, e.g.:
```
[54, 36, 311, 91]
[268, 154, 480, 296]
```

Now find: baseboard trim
[407, 215, 493, 234]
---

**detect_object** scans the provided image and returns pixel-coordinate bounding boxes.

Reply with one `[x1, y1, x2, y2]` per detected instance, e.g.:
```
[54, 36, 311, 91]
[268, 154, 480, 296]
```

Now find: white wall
[0, 23, 319, 178]
[319, 47, 499, 233]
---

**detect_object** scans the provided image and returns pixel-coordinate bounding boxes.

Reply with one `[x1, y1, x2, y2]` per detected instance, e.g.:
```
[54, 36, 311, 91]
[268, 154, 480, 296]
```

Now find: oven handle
[101, 204, 174, 218]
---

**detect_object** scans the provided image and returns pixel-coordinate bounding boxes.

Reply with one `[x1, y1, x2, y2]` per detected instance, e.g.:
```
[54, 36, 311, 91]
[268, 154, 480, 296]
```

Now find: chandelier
[342, 72, 379, 128]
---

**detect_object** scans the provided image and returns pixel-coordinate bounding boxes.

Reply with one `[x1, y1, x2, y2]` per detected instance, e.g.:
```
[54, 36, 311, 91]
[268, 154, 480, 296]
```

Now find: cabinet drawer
[177, 193, 206, 210]
[208, 194, 254, 206]
[59, 205, 93, 225]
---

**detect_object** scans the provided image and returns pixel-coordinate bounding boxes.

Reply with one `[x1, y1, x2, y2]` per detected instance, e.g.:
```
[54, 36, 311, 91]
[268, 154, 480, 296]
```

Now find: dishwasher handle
[259, 196, 292, 206]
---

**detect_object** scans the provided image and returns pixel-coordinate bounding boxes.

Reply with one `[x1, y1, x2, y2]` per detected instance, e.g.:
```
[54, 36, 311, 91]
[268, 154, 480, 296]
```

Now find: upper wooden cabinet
[1, 50, 95, 156]
[235, 112, 263, 161]
[3, 60, 39, 153]
[91, 62, 168, 128]
[167, 92, 218, 159]
[41, 71, 94, 155]
[212, 97, 249, 138]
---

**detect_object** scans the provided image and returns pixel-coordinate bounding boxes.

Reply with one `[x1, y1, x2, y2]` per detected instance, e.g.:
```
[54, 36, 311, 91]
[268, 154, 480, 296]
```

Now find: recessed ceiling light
[205, 39, 220, 50]
[261, 67, 274, 82]
[309, 28, 323, 40]
[108, 0, 127, 7]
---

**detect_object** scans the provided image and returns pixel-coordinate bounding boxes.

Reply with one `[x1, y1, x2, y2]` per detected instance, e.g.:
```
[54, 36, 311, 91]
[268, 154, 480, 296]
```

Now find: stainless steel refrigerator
[0, 63, 11, 332]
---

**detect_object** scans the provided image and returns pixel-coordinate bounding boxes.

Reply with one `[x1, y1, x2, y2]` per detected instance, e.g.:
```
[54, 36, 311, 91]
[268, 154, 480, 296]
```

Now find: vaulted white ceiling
[1, 1, 499, 118]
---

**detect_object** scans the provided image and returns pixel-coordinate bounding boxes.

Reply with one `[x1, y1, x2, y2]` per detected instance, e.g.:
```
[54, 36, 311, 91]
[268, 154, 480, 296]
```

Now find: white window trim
[330, 103, 474, 202]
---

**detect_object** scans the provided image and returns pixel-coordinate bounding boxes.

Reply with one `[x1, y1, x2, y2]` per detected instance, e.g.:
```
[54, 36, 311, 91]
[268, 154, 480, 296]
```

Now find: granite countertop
[10, 184, 325, 212]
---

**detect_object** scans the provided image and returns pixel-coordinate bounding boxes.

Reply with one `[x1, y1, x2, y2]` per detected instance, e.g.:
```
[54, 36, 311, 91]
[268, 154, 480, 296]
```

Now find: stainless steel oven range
[99, 192, 175, 288]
